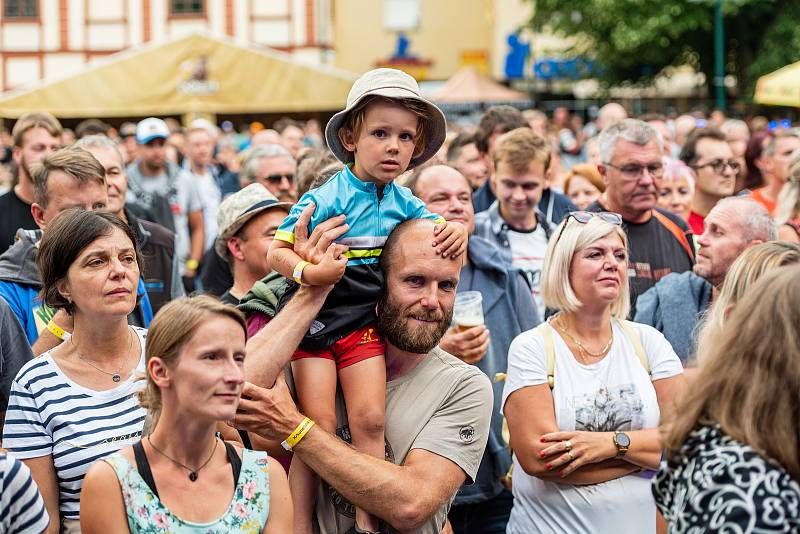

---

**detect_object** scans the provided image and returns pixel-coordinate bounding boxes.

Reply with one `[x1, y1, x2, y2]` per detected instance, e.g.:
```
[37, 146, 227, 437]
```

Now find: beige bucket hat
[325, 68, 447, 169]
[215, 184, 292, 258]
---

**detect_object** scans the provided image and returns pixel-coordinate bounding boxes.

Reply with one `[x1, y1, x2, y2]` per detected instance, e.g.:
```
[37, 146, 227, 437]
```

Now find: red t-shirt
[688, 211, 705, 236]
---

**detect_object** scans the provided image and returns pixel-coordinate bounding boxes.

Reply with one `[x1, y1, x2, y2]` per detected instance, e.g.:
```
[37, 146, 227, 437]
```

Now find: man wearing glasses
[679, 128, 739, 235]
[590, 119, 695, 314]
[247, 143, 298, 203]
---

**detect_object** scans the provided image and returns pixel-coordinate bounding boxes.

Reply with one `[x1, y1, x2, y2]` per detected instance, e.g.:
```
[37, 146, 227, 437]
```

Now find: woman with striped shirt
[2, 209, 147, 533]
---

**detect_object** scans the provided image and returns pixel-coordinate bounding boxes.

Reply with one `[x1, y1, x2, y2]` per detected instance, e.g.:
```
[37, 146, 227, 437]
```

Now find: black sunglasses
[554, 211, 623, 246]
[262, 173, 295, 185]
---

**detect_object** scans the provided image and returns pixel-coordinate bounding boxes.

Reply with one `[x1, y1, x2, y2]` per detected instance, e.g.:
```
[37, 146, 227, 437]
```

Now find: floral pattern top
[104, 448, 271, 533]
[653, 424, 800, 533]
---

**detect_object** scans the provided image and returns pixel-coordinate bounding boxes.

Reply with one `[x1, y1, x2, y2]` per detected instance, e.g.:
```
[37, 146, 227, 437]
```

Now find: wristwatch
[613, 431, 630, 458]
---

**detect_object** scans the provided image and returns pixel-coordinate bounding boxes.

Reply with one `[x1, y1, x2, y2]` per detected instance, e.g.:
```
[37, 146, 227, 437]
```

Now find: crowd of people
[0, 66, 798, 534]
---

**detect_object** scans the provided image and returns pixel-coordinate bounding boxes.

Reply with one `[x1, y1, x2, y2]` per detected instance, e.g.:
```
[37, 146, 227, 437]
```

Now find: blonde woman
[776, 149, 800, 242]
[693, 241, 800, 365]
[502, 212, 684, 534]
[80, 296, 292, 533]
[655, 265, 800, 531]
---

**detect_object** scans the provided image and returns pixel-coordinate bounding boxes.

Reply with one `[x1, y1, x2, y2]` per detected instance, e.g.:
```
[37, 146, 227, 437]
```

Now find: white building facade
[0, 0, 334, 91]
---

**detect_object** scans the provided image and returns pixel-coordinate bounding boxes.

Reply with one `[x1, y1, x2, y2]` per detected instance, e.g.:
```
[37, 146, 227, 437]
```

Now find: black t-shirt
[199, 248, 233, 297]
[586, 202, 694, 314]
[0, 189, 36, 253]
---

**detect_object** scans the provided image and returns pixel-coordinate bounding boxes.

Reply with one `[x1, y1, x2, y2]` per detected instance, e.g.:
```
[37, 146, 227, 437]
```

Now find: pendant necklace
[147, 437, 218, 482]
[72, 329, 134, 383]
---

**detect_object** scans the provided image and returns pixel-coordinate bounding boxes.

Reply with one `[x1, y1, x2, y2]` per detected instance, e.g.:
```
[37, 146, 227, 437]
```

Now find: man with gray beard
[236, 218, 493, 534]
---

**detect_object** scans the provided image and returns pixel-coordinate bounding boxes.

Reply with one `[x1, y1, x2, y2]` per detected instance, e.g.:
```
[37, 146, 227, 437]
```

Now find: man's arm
[235, 380, 466, 532]
[186, 209, 204, 277]
[31, 309, 72, 356]
[243, 285, 331, 388]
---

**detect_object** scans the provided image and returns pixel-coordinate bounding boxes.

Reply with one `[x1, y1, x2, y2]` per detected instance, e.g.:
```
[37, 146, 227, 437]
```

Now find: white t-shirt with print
[501, 320, 683, 534]
[507, 225, 549, 319]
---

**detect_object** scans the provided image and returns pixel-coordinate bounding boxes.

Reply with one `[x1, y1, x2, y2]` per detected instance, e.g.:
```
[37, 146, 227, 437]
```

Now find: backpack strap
[652, 210, 694, 262]
[616, 319, 651, 376]
[534, 323, 557, 389]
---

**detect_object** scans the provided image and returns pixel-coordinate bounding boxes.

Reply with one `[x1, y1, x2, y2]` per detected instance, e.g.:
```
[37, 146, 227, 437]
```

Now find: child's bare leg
[339, 356, 387, 532]
[290, 358, 338, 534]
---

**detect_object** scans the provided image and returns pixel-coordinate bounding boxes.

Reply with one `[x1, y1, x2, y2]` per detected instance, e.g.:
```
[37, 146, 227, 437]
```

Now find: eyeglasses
[261, 173, 295, 185]
[691, 159, 742, 175]
[553, 211, 623, 246]
[604, 162, 664, 180]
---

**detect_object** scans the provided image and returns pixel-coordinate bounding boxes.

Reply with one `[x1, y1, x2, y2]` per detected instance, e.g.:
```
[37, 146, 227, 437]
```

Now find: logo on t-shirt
[459, 425, 476, 443]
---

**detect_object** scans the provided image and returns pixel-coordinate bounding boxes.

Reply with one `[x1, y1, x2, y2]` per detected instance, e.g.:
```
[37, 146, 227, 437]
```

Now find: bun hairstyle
[138, 295, 247, 432]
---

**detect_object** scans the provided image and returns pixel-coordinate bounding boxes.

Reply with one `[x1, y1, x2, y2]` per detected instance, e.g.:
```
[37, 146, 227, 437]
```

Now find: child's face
[343, 100, 420, 185]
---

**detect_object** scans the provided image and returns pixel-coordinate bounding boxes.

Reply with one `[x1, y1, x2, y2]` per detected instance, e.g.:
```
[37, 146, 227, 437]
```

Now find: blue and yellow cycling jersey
[275, 165, 445, 349]
[276, 165, 444, 259]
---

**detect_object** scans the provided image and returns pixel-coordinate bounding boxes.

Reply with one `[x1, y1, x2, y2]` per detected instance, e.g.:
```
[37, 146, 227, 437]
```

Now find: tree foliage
[527, 0, 800, 97]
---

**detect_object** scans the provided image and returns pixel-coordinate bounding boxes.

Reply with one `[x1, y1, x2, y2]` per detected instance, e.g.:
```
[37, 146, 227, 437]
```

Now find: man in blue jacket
[0, 146, 152, 353]
[411, 164, 540, 534]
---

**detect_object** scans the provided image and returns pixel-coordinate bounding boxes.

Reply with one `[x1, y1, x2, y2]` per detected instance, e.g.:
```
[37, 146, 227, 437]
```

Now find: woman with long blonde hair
[654, 265, 800, 531]
[693, 241, 800, 364]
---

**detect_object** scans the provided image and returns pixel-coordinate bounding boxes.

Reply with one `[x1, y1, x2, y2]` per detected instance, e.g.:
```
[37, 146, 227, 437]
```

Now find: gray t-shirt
[308, 347, 493, 534]
[127, 169, 203, 272]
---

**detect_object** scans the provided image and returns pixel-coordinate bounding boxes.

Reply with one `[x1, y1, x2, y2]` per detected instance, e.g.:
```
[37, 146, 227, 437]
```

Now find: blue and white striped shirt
[0, 452, 49, 534]
[2, 326, 148, 520]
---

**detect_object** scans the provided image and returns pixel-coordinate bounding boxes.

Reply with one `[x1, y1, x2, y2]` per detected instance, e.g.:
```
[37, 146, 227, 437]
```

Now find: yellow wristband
[46, 320, 70, 341]
[292, 260, 310, 285]
[186, 259, 200, 270]
[281, 417, 315, 451]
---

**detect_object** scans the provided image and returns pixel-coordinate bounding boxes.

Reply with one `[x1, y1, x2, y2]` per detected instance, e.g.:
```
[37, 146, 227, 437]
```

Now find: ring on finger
[567, 450, 574, 461]
[564, 440, 573, 451]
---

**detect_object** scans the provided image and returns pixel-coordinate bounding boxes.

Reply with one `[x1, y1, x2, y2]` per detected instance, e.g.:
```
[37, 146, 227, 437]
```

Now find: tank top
[104, 442, 271, 533]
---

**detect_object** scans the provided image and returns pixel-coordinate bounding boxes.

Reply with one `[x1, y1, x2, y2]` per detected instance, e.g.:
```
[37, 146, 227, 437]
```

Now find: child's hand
[302, 244, 348, 286]
[433, 221, 468, 259]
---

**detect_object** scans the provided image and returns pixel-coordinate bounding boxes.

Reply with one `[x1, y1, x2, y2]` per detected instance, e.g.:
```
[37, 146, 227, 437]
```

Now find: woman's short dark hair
[37, 208, 142, 315]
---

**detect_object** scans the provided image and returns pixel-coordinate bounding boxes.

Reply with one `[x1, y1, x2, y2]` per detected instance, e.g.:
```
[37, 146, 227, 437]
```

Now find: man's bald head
[414, 165, 471, 194]
[381, 219, 465, 277]
[714, 196, 776, 242]
[597, 103, 628, 130]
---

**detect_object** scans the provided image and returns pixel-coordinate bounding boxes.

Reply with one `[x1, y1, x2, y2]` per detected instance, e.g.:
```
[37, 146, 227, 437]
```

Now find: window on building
[3, 0, 38, 18]
[170, 0, 204, 15]
[384, 0, 420, 31]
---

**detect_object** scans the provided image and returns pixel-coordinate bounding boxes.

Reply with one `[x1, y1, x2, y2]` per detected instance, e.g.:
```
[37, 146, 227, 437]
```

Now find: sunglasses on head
[262, 173, 295, 185]
[554, 211, 623, 245]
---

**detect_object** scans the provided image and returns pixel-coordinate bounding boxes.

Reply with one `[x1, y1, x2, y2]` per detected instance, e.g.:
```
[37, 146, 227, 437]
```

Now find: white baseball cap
[136, 117, 170, 144]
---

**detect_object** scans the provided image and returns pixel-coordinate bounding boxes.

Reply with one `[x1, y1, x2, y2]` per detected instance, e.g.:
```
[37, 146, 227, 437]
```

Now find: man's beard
[377, 292, 453, 354]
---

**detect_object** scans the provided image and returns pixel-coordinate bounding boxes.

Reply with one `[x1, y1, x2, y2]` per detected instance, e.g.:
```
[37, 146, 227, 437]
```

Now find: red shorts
[291, 325, 386, 370]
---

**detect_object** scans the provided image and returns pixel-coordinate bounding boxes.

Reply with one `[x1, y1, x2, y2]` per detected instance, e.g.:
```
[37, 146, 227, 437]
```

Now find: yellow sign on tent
[0, 32, 358, 119]
[754, 61, 800, 108]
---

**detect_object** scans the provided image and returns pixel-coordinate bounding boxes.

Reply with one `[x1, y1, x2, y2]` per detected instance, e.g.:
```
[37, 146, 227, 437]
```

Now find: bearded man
[236, 218, 493, 534]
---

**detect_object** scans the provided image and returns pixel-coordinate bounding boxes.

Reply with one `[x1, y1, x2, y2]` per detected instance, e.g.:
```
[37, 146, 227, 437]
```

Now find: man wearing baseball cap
[215, 183, 292, 306]
[126, 117, 205, 290]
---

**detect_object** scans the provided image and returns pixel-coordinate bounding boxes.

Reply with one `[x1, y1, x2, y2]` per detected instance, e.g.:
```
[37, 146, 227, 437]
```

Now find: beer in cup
[453, 291, 484, 332]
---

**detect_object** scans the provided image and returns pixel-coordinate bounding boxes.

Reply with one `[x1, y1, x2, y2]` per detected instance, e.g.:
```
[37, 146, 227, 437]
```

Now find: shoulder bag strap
[133, 440, 159, 499]
[534, 322, 557, 389]
[652, 210, 694, 262]
[617, 320, 650, 375]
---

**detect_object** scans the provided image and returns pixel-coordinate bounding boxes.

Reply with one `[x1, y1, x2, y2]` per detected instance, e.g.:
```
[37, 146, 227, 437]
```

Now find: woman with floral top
[79, 296, 292, 533]
[655, 265, 800, 532]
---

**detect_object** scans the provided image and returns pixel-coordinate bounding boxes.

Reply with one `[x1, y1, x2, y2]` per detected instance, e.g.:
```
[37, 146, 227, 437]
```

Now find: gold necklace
[553, 315, 613, 359]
